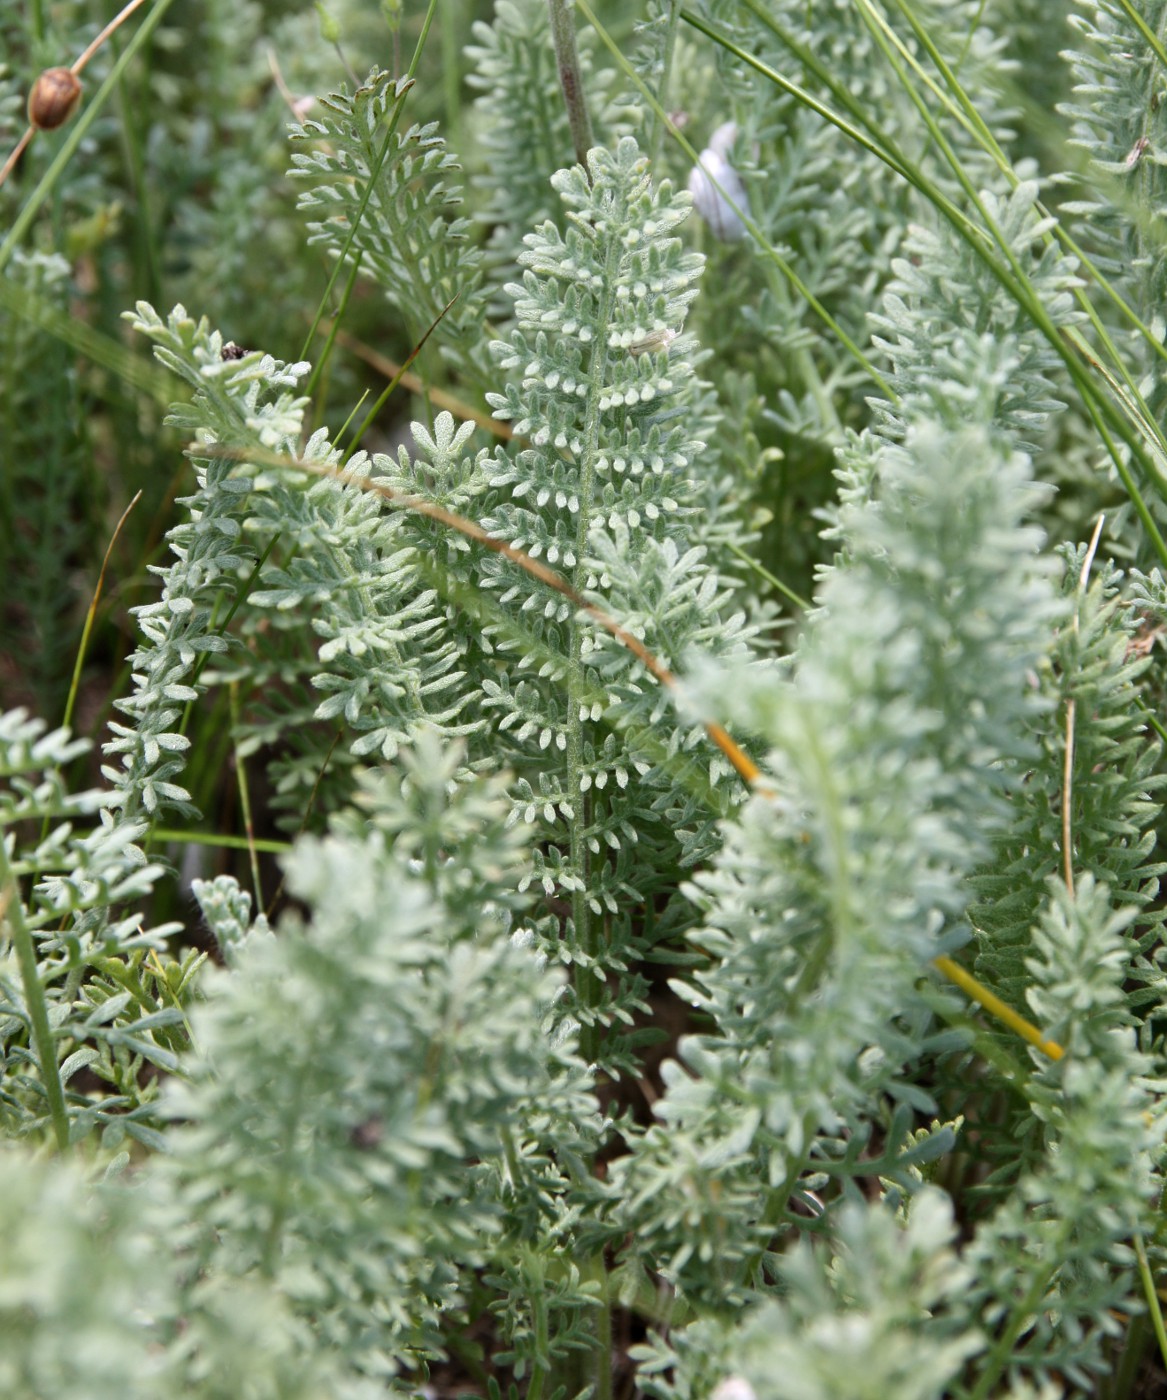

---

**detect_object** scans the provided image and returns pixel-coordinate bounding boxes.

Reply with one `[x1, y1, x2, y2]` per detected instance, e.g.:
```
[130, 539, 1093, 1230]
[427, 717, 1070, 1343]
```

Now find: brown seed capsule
[28, 67, 82, 132]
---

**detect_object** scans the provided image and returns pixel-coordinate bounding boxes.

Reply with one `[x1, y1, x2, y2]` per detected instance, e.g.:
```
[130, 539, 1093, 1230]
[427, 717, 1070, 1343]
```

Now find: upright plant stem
[440, 0, 463, 156]
[0, 842, 70, 1151]
[567, 223, 617, 1070]
[648, 0, 682, 167]
[229, 682, 263, 911]
[968, 1256, 1062, 1400]
[590, 1250, 613, 1400]
[547, 0, 594, 169]
[1135, 1232, 1167, 1378]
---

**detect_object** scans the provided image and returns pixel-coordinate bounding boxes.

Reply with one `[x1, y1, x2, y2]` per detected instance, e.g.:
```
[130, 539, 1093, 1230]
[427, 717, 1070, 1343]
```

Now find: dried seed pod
[28, 67, 82, 132]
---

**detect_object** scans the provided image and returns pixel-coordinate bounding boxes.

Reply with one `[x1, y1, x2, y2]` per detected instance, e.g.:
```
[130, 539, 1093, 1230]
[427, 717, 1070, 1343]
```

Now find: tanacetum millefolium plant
[3, 2, 1167, 1397]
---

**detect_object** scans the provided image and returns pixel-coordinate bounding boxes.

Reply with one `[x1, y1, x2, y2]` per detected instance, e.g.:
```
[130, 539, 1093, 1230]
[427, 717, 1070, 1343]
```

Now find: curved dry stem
[201, 438, 1067, 1063]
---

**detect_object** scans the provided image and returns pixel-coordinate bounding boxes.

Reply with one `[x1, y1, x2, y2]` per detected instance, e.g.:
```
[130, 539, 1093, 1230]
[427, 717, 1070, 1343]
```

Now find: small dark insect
[220, 342, 248, 361]
[349, 1116, 384, 1151]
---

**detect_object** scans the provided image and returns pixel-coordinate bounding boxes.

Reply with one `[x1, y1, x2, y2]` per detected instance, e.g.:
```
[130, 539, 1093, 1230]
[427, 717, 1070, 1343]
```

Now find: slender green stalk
[0, 842, 70, 1152]
[1075, 382, 1167, 569]
[740, 0, 1167, 515]
[63, 490, 141, 734]
[334, 389, 371, 457]
[440, 0, 463, 155]
[43, 491, 143, 850]
[1135, 1232, 1167, 1375]
[683, 5, 922, 195]
[589, 1249, 612, 1400]
[111, 39, 162, 307]
[648, 0, 682, 168]
[725, 541, 811, 612]
[746, 0, 1167, 386]
[967, 1256, 1061, 1400]
[1116, 0, 1167, 69]
[339, 286, 458, 459]
[1115, 1188, 1167, 1397]
[547, 0, 594, 168]
[147, 828, 291, 855]
[305, 254, 362, 416]
[526, 1249, 551, 1400]
[229, 682, 264, 911]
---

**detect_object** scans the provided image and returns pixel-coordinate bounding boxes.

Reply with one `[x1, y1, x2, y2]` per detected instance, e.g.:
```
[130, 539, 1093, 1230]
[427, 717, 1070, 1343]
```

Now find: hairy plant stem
[259, 1064, 315, 1276]
[567, 210, 618, 1071]
[737, 1108, 818, 1290]
[738, 709, 856, 1282]
[498, 1132, 553, 1400]
[648, 0, 682, 168]
[552, 183, 618, 1400]
[440, 0, 463, 157]
[966, 1255, 1062, 1400]
[523, 1247, 552, 1400]
[588, 1249, 613, 1400]
[547, 0, 594, 170]
[0, 841, 70, 1151]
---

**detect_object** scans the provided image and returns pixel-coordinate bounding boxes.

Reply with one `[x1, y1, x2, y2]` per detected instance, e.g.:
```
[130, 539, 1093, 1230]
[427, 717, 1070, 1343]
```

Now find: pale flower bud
[688, 121, 749, 241]
[712, 1377, 757, 1400]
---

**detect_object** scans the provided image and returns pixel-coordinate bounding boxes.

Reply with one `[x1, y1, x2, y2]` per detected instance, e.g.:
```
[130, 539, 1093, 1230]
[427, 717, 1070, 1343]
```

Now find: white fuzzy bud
[688, 121, 749, 241]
